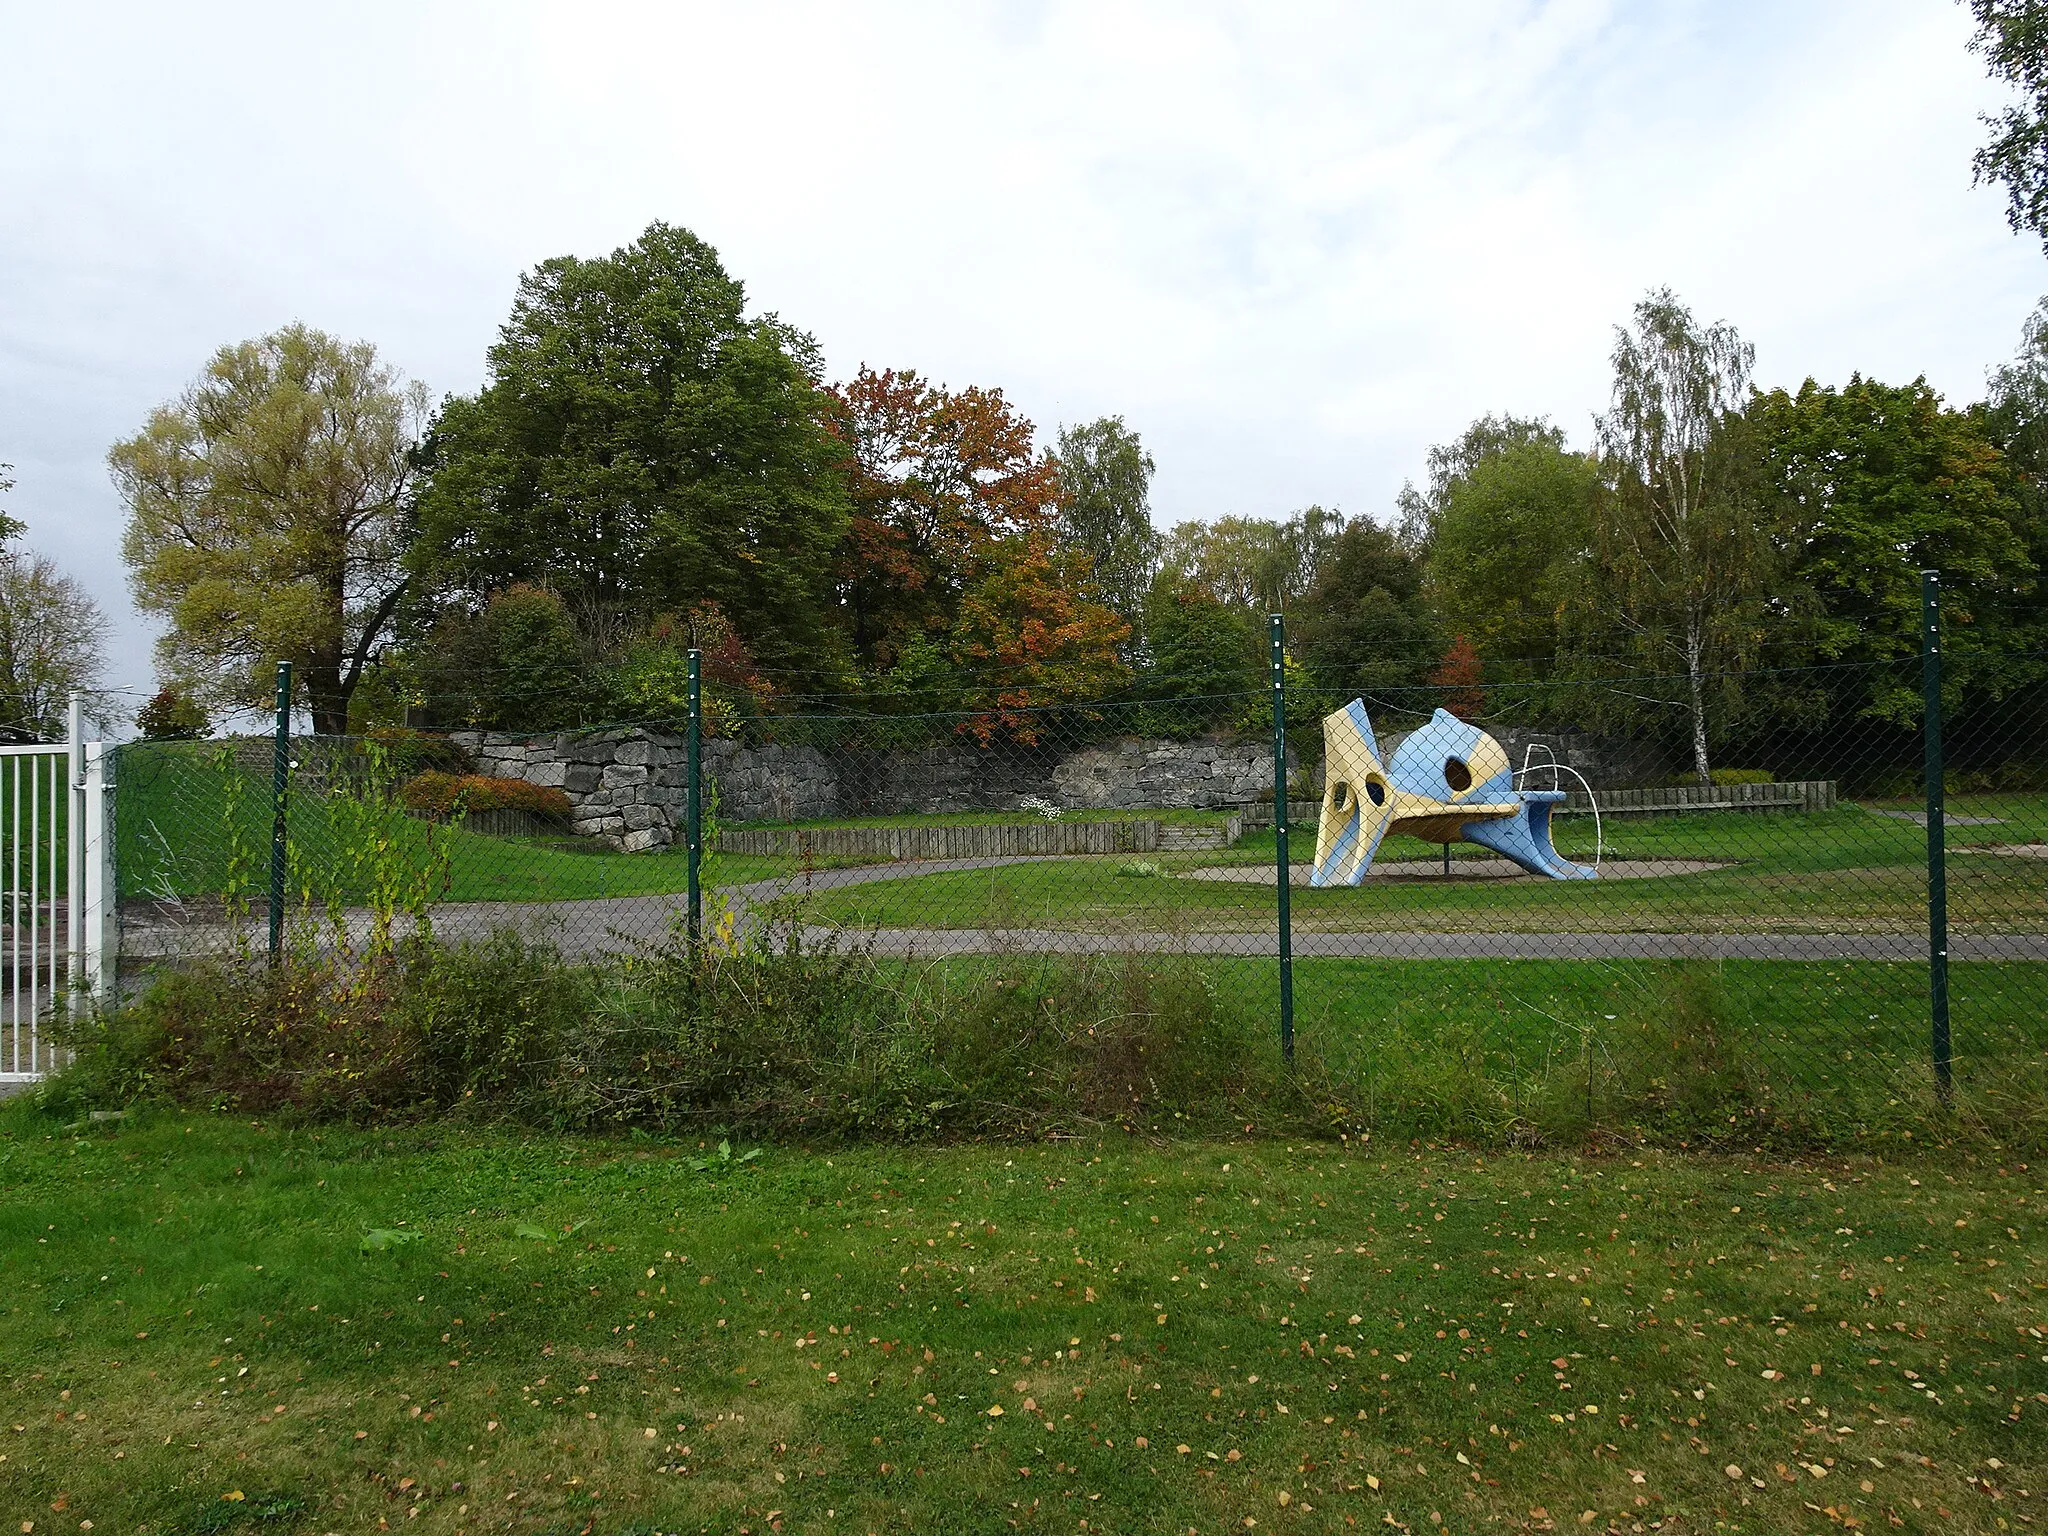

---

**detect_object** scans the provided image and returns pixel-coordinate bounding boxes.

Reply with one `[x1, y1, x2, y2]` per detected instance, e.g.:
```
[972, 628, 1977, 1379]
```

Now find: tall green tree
[1593, 289, 1773, 784]
[1424, 415, 1567, 522]
[1424, 429, 1598, 674]
[1130, 575, 1261, 736]
[1054, 416, 1158, 628]
[1289, 516, 1438, 699]
[412, 223, 849, 679]
[1751, 374, 2033, 715]
[1156, 507, 1341, 615]
[110, 325, 427, 735]
[1968, 0, 2048, 254]
[1984, 298, 2048, 545]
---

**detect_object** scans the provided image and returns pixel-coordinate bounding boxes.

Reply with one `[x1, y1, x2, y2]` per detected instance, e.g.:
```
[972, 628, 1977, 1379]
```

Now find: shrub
[365, 727, 474, 779]
[136, 687, 210, 741]
[1667, 768, 1773, 787]
[45, 926, 1338, 1141]
[399, 772, 571, 819]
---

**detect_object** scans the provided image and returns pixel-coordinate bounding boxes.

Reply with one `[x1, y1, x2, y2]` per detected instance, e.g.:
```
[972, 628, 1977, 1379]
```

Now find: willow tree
[111, 326, 427, 735]
[1593, 289, 1772, 785]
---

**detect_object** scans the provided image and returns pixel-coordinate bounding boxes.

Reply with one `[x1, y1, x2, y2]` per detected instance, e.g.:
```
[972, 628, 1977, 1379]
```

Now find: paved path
[120, 854, 2048, 965]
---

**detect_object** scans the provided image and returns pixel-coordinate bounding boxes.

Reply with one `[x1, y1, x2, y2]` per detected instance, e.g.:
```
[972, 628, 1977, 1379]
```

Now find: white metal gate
[1, 744, 70, 1080]
[0, 699, 113, 1085]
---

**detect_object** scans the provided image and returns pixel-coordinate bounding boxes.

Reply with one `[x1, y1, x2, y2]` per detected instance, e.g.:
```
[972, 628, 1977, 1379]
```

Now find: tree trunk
[1685, 621, 1711, 787]
[303, 643, 350, 738]
[306, 680, 350, 737]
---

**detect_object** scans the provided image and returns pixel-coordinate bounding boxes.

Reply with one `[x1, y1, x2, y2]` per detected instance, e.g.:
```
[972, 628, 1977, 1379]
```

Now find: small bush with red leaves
[399, 772, 572, 819]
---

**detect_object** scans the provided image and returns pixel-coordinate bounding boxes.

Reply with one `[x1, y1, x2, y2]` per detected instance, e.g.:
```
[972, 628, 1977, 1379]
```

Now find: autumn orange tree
[828, 367, 1064, 668]
[945, 529, 1129, 743]
[1430, 633, 1486, 718]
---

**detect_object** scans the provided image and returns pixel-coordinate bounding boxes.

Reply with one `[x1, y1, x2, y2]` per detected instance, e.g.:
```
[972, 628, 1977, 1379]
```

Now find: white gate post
[82, 740, 115, 1000]
[67, 692, 84, 1009]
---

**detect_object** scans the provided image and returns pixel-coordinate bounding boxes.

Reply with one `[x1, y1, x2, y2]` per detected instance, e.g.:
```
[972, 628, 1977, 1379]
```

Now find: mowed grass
[881, 955, 2048, 1142]
[796, 801, 2048, 935]
[111, 742, 2048, 934]
[1294, 957, 2048, 1140]
[3, 1113, 2046, 1536]
[115, 741, 825, 906]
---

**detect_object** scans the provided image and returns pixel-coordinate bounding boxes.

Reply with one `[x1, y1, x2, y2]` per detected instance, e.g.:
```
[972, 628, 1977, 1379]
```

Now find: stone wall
[447, 722, 1659, 854]
[453, 729, 688, 853]
[1051, 738, 1275, 810]
[448, 730, 1287, 852]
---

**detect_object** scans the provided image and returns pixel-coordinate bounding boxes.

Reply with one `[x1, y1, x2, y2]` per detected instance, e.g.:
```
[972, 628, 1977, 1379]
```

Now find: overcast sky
[2, 0, 2044, 707]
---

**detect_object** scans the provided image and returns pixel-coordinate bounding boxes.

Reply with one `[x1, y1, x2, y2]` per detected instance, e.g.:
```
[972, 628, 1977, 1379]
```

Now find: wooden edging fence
[1553, 780, 1838, 816]
[1241, 780, 1839, 825]
[717, 815, 1243, 862]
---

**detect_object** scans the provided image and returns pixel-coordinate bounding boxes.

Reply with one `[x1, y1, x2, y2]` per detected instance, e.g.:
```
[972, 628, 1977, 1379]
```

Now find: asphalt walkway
[120, 854, 2048, 965]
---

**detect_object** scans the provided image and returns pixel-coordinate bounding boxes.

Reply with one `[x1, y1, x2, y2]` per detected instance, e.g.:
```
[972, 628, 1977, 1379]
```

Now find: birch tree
[1054, 416, 1158, 629]
[1594, 288, 1771, 785]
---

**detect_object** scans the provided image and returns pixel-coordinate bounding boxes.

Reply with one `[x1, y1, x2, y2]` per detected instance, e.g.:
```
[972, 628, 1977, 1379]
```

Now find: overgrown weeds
[46, 915, 1338, 1141]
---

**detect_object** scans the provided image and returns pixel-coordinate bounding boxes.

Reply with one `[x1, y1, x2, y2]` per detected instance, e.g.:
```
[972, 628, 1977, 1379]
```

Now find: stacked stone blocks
[446, 729, 1294, 854]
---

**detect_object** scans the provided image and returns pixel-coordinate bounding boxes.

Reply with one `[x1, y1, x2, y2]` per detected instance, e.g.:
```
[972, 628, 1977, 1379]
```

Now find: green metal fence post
[268, 660, 291, 962]
[686, 648, 703, 957]
[1921, 570, 1951, 1103]
[1270, 613, 1294, 1064]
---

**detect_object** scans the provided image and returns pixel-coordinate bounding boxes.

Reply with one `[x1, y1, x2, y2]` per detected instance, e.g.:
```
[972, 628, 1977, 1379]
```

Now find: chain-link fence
[104, 601, 2048, 1144]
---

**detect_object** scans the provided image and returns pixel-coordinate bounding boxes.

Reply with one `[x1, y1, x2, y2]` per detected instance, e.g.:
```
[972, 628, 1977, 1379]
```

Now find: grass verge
[1, 1113, 2042, 1534]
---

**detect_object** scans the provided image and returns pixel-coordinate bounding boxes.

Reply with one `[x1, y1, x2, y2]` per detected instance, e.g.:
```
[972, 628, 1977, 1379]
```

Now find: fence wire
[107, 637, 2048, 1145]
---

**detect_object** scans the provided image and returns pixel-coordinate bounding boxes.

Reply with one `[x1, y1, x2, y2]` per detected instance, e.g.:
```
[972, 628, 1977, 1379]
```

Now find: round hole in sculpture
[1332, 781, 1354, 813]
[1443, 757, 1472, 793]
[1364, 777, 1387, 807]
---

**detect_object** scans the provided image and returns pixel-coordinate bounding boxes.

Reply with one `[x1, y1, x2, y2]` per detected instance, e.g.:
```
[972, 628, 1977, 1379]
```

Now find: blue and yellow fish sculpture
[1310, 703, 1596, 885]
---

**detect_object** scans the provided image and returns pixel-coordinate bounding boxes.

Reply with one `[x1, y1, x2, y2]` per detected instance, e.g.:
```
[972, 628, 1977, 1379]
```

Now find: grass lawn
[796, 802, 2048, 936]
[1293, 957, 2048, 1137]
[109, 741, 2048, 935]
[114, 738, 829, 907]
[2, 1112, 2043, 1535]
[867, 955, 2047, 1140]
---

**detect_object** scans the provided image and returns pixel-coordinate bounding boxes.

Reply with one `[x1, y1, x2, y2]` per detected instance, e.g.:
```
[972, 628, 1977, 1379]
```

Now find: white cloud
[1, 0, 2040, 701]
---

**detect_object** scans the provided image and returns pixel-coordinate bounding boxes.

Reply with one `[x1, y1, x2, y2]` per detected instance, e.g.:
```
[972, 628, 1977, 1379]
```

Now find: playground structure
[1311, 703, 1598, 886]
